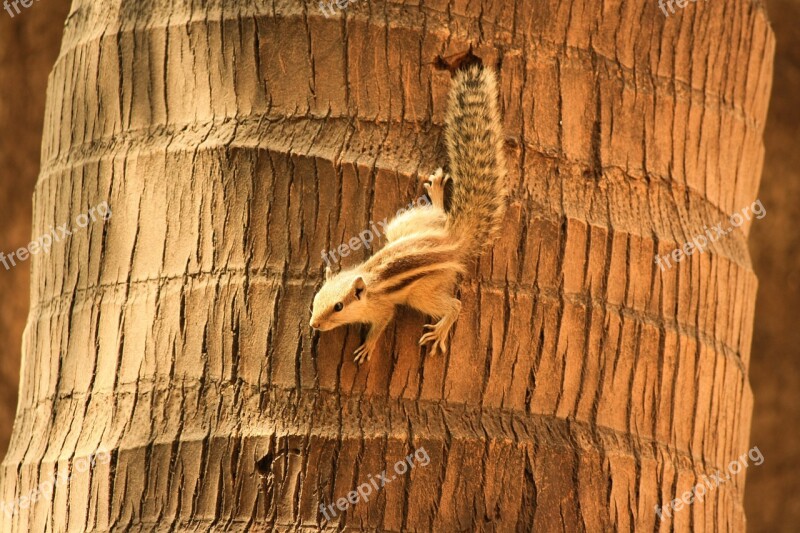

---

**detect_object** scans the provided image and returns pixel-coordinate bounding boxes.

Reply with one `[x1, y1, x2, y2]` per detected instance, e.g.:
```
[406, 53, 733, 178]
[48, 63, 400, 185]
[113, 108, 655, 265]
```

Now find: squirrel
[309, 64, 507, 364]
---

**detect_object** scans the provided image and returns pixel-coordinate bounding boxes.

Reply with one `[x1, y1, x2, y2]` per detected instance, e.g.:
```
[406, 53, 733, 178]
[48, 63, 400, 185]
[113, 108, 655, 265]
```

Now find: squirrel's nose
[310, 319, 320, 329]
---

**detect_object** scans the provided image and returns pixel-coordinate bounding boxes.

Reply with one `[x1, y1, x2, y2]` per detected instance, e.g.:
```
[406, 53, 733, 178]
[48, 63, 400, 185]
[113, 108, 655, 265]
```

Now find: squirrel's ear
[325, 266, 333, 280]
[352, 277, 366, 300]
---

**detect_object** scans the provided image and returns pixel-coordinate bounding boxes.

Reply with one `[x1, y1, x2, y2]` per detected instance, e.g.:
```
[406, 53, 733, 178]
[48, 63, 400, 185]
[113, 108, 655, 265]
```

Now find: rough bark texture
[0, 0, 72, 459]
[745, 1, 800, 531]
[0, 0, 774, 531]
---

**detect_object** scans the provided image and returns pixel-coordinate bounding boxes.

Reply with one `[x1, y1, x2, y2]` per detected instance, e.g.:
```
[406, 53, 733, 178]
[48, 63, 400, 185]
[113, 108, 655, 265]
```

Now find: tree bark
[0, 0, 773, 531]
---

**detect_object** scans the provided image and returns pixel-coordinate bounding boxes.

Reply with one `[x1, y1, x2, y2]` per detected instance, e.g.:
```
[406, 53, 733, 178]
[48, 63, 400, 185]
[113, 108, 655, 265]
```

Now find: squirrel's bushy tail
[445, 64, 507, 258]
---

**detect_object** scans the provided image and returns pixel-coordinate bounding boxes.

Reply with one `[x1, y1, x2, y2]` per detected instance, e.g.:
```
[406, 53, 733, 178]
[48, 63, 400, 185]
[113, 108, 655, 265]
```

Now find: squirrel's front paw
[353, 343, 373, 365]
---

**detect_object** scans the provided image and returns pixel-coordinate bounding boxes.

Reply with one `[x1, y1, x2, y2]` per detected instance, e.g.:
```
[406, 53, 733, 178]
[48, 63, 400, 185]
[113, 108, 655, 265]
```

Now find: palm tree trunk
[0, 0, 773, 531]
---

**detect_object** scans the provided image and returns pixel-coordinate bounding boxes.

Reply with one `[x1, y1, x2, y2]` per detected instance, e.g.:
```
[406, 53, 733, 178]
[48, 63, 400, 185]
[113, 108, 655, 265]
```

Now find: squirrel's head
[310, 267, 368, 331]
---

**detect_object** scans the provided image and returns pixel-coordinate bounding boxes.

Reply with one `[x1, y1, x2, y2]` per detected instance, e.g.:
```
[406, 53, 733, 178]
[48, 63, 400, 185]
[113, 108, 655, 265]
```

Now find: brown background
[745, 0, 800, 529]
[0, 0, 72, 461]
[0, 0, 795, 530]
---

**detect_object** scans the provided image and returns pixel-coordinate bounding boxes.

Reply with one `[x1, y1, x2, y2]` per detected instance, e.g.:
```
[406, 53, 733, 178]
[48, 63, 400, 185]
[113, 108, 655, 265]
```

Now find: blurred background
[0, 1, 795, 530]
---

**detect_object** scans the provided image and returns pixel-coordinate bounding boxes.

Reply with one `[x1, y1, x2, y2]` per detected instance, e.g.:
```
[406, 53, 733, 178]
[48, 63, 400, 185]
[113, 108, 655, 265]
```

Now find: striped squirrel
[310, 64, 507, 364]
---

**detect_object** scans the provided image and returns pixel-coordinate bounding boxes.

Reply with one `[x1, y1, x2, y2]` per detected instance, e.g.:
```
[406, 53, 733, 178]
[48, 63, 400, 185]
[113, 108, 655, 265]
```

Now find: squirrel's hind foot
[424, 168, 451, 210]
[419, 322, 452, 355]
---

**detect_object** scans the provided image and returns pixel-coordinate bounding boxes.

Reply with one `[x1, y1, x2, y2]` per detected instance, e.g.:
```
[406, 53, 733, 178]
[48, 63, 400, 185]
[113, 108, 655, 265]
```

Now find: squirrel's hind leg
[409, 286, 461, 355]
[424, 168, 451, 211]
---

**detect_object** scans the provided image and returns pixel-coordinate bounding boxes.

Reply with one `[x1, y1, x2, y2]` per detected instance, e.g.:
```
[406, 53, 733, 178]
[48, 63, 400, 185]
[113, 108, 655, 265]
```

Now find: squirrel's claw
[419, 324, 449, 355]
[353, 344, 371, 365]
[425, 168, 448, 187]
[424, 169, 449, 210]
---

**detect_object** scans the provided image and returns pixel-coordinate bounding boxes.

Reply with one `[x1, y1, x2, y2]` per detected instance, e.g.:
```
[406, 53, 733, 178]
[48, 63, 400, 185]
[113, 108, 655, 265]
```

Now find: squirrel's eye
[334, 302, 344, 312]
